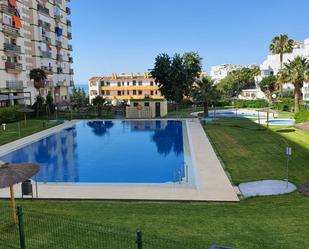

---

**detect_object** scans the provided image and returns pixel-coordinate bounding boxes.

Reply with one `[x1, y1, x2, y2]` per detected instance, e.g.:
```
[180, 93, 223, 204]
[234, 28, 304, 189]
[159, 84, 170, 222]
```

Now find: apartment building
[89, 73, 163, 104]
[0, 0, 73, 106]
[210, 64, 244, 84]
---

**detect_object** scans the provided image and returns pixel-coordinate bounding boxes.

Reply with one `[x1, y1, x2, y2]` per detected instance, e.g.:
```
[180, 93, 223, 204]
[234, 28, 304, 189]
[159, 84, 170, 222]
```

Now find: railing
[68, 44, 73, 51]
[3, 43, 22, 53]
[2, 24, 20, 37]
[38, 19, 51, 31]
[45, 80, 54, 87]
[69, 56, 73, 63]
[56, 54, 63, 61]
[68, 32, 72, 40]
[6, 80, 24, 89]
[66, 7, 71, 15]
[0, 4, 16, 15]
[69, 68, 74, 75]
[41, 51, 52, 58]
[37, 4, 50, 15]
[67, 19, 72, 27]
[5, 61, 23, 71]
[57, 67, 64, 74]
[41, 66, 53, 74]
[56, 40, 62, 47]
[42, 36, 52, 43]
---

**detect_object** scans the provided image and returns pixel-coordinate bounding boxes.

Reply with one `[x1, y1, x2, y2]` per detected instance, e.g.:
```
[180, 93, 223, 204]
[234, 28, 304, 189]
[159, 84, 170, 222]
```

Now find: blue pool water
[267, 119, 295, 126]
[209, 111, 258, 118]
[1, 120, 189, 184]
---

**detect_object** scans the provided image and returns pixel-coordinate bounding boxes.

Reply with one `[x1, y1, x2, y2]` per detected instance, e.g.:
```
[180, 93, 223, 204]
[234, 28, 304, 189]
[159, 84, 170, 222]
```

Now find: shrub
[234, 99, 269, 108]
[274, 98, 294, 111]
[0, 106, 19, 124]
[294, 109, 309, 123]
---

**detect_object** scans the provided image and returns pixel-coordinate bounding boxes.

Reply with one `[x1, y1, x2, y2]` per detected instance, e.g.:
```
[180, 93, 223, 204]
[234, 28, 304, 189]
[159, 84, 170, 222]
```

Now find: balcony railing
[69, 57, 73, 63]
[38, 20, 51, 31]
[42, 36, 52, 44]
[66, 7, 71, 15]
[57, 67, 64, 74]
[41, 51, 52, 58]
[0, 4, 16, 15]
[67, 20, 72, 27]
[41, 66, 53, 75]
[5, 62, 23, 72]
[67, 32, 72, 40]
[56, 54, 63, 61]
[37, 4, 49, 15]
[4, 43, 22, 54]
[56, 40, 62, 47]
[45, 80, 54, 87]
[2, 24, 20, 37]
[69, 68, 74, 75]
[68, 44, 73, 51]
[6, 80, 24, 89]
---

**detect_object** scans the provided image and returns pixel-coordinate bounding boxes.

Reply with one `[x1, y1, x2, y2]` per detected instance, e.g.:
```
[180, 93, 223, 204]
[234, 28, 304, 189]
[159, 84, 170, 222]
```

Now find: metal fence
[0, 206, 207, 249]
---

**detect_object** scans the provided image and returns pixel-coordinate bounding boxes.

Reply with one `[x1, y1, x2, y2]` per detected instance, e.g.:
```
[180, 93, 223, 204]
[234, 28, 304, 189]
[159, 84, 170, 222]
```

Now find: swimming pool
[0, 120, 194, 185]
[266, 119, 295, 126]
[208, 111, 261, 118]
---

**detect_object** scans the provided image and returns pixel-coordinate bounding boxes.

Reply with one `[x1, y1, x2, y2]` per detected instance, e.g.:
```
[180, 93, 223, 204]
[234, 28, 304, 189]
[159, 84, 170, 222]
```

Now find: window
[102, 90, 105, 95]
[100, 81, 105, 86]
[127, 82, 130, 86]
[127, 90, 130, 95]
[144, 102, 150, 107]
[117, 82, 121, 86]
[106, 82, 110, 86]
[138, 81, 143, 86]
[117, 91, 122, 96]
[106, 90, 110, 96]
[133, 80, 136, 86]
[138, 90, 142, 95]
[150, 91, 154, 95]
[122, 82, 125, 86]
[150, 81, 154, 86]
[122, 90, 125, 94]
[133, 90, 137, 95]
[155, 90, 158, 95]
[133, 103, 138, 107]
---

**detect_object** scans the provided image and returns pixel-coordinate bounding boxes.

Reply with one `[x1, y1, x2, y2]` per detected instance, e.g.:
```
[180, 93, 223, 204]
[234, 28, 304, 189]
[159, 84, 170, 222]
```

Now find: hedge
[0, 106, 20, 124]
[294, 109, 309, 123]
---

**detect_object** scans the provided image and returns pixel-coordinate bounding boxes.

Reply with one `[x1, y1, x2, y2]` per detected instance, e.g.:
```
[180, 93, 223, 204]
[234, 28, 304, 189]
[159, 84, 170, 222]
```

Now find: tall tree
[259, 75, 277, 103]
[281, 56, 309, 113]
[269, 34, 294, 69]
[151, 52, 202, 102]
[30, 68, 47, 91]
[191, 76, 221, 117]
[45, 93, 54, 117]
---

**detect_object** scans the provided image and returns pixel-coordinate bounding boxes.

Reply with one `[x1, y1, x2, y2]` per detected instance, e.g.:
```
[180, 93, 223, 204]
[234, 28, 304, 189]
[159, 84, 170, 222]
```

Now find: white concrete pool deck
[0, 119, 239, 202]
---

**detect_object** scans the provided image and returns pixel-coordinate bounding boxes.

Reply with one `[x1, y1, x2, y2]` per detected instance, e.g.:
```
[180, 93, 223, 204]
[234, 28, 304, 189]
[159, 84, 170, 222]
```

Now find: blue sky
[70, 0, 309, 84]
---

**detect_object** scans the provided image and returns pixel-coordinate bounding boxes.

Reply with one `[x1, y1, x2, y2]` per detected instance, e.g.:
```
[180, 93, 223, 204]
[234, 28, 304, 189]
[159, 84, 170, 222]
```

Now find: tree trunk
[203, 101, 209, 117]
[294, 85, 301, 113]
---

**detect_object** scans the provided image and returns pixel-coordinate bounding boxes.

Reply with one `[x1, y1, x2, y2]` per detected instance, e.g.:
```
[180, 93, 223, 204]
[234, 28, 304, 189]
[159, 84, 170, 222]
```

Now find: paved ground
[0, 119, 239, 201]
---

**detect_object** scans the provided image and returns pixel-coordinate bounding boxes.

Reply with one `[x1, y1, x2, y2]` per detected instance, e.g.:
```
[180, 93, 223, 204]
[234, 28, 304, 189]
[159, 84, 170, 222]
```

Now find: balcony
[42, 36, 52, 44]
[3, 43, 22, 54]
[70, 80, 74, 87]
[2, 24, 20, 37]
[0, 4, 16, 15]
[56, 40, 62, 48]
[6, 80, 24, 89]
[37, 4, 50, 15]
[56, 54, 63, 61]
[41, 51, 52, 58]
[66, 7, 71, 15]
[69, 56, 73, 63]
[41, 66, 53, 75]
[67, 20, 72, 27]
[5, 62, 23, 73]
[45, 80, 54, 87]
[68, 44, 73, 51]
[57, 67, 64, 74]
[38, 20, 51, 31]
[67, 32, 72, 40]
[69, 68, 74, 75]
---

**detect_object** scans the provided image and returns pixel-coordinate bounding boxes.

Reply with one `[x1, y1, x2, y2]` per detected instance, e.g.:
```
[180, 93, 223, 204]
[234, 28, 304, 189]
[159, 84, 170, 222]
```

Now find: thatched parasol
[16, 107, 35, 124]
[0, 161, 40, 224]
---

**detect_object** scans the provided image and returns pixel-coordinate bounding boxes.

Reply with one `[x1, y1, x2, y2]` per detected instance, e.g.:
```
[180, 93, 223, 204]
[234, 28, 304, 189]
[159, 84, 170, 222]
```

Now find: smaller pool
[209, 111, 259, 118]
[267, 119, 295, 126]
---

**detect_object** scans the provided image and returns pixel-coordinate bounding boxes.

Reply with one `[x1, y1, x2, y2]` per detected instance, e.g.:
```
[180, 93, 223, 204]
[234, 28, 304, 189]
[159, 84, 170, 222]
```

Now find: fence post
[136, 230, 142, 249]
[17, 206, 26, 249]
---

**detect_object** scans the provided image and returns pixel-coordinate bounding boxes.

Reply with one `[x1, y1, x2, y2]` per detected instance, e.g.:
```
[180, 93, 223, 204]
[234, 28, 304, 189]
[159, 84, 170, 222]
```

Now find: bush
[0, 106, 19, 124]
[274, 98, 294, 111]
[234, 99, 269, 108]
[294, 109, 309, 123]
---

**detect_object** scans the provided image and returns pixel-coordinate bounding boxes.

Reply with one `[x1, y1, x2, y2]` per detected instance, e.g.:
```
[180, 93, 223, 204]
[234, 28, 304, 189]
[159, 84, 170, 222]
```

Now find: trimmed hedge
[295, 109, 309, 123]
[234, 99, 269, 108]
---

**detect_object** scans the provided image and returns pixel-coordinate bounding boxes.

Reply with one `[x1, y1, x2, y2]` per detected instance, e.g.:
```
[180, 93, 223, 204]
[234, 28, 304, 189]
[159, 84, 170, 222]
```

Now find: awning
[8, 0, 17, 7]
[13, 16, 22, 28]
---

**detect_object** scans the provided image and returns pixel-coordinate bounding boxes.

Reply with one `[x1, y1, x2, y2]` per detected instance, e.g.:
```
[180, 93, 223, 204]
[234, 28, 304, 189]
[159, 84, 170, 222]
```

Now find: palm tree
[269, 34, 294, 69]
[281, 56, 309, 113]
[191, 76, 221, 117]
[259, 75, 277, 103]
[30, 68, 47, 91]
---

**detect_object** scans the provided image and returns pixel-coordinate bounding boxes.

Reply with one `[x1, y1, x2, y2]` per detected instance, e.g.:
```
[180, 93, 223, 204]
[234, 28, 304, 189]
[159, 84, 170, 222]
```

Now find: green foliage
[71, 86, 89, 108]
[234, 99, 269, 108]
[151, 52, 202, 102]
[92, 96, 105, 116]
[259, 75, 277, 102]
[46, 93, 54, 116]
[269, 34, 294, 66]
[281, 56, 309, 112]
[217, 67, 260, 97]
[274, 98, 294, 111]
[0, 106, 19, 123]
[29, 68, 47, 89]
[33, 95, 45, 117]
[294, 109, 309, 123]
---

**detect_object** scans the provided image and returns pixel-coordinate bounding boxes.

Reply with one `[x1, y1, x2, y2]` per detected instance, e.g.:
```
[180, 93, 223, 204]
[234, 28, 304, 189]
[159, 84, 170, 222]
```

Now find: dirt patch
[295, 122, 309, 131]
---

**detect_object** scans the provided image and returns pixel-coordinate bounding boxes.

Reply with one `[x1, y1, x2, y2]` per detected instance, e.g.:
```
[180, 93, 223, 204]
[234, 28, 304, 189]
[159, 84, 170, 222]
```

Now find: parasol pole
[9, 185, 17, 224]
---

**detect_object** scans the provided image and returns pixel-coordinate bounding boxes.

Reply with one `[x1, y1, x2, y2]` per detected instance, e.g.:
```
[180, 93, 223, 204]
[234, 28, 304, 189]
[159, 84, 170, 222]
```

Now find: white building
[0, 0, 74, 106]
[210, 64, 246, 84]
[257, 37, 309, 101]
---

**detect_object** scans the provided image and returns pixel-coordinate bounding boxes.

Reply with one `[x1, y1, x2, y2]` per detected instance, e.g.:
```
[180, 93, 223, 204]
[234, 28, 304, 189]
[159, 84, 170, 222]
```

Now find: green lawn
[0, 120, 61, 146]
[1, 117, 309, 249]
